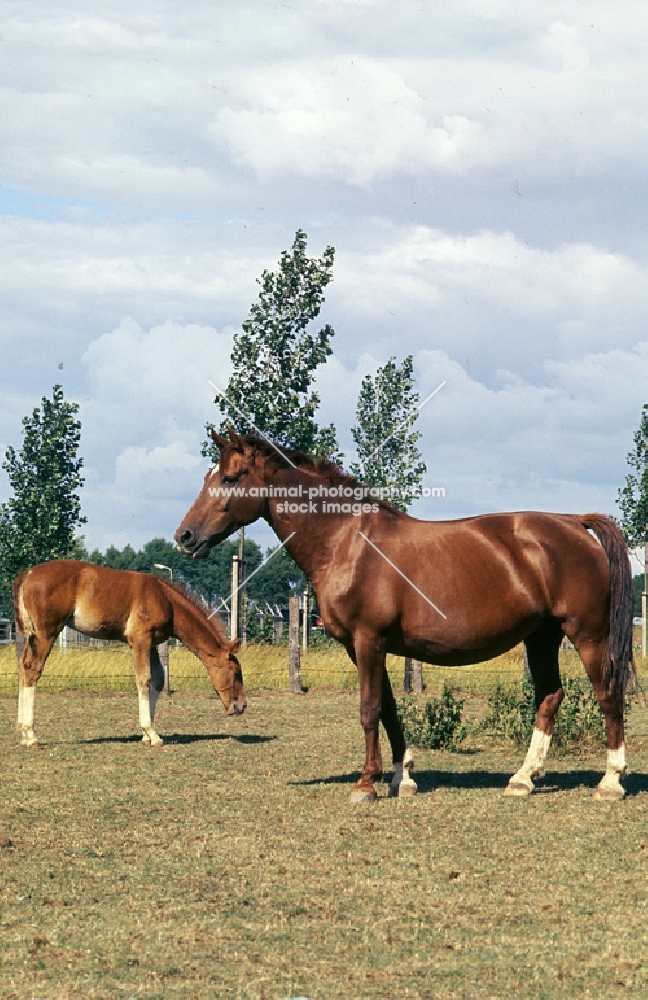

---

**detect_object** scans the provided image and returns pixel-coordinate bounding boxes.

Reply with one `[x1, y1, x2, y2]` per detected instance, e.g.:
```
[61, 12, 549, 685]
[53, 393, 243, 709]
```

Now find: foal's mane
[160, 578, 230, 645]
[235, 434, 406, 517]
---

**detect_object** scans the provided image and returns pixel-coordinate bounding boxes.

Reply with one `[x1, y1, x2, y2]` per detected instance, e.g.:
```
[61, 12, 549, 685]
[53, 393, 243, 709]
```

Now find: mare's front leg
[349, 631, 386, 803]
[130, 640, 164, 747]
[380, 667, 417, 798]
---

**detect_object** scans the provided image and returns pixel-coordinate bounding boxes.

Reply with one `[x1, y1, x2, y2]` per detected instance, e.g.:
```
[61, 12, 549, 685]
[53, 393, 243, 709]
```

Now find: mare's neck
[262, 467, 357, 582]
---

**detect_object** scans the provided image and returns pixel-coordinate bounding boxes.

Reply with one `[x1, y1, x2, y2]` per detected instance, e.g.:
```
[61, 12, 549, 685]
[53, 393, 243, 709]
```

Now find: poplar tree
[618, 403, 648, 547]
[0, 385, 85, 613]
[350, 356, 426, 512]
[203, 229, 340, 462]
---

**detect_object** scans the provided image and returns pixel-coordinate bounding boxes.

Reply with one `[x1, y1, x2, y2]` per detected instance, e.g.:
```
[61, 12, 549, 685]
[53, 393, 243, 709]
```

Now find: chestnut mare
[175, 430, 635, 802]
[13, 560, 246, 747]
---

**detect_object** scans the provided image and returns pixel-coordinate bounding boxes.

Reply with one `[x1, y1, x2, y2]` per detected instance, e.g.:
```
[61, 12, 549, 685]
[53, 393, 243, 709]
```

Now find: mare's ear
[210, 428, 229, 449]
[227, 425, 244, 450]
[228, 639, 240, 655]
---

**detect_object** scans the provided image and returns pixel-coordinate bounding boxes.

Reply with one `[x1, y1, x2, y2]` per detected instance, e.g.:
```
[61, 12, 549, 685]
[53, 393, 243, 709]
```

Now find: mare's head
[175, 428, 273, 558]
[207, 638, 247, 716]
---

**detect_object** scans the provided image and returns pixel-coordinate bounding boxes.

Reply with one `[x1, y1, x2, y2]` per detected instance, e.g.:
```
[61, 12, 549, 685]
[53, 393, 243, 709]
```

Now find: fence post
[230, 555, 239, 642]
[403, 657, 412, 693]
[412, 659, 423, 694]
[288, 595, 303, 693]
[159, 641, 170, 695]
[15, 622, 25, 662]
[302, 586, 309, 653]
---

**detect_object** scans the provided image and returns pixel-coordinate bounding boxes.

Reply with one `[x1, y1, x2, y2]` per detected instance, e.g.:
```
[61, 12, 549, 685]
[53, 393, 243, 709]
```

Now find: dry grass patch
[1, 688, 647, 999]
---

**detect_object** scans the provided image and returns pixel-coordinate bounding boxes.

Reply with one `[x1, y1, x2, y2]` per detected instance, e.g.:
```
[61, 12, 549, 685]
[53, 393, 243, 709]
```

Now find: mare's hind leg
[18, 632, 56, 746]
[130, 641, 164, 747]
[577, 639, 626, 801]
[505, 622, 564, 797]
[380, 668, 417, 798]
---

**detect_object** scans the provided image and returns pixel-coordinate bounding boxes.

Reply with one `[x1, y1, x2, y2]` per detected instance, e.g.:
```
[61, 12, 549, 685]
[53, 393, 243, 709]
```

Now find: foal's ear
[210, 428, 229, 449]
[228, 639, 240, 655]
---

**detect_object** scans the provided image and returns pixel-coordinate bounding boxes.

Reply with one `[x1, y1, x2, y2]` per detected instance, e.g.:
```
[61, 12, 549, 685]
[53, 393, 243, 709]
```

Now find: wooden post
[241, 591, 248, 647]
[238, 528, 247, 645]
[642, 592, 647, 659]
[403, 657, 412, 694]
[288, 595, 303, 693]
[523, 644, 531, 677]
[230, 555, 239, 642]
[412, 659, 423, 694]
[302, 586, 309, 653]
[159, 640, 170, 695]
[15, 622, 25, 662]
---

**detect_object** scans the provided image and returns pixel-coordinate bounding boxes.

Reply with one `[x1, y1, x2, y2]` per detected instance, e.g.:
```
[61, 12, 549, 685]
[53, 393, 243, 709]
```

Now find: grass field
[1, 639, 648, 999]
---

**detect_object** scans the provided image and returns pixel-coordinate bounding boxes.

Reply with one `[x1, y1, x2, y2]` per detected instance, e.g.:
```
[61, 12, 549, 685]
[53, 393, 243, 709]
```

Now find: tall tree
[618, 403, 648, 548]
[0, 385, 85, 613]
[350, 356, 426, 512]
[203, 229, 340, 462]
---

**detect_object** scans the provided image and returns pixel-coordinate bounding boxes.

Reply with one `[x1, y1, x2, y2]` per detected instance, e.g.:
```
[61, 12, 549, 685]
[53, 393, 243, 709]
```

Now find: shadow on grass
[80, 733, 277, 746]
[292, 768, 648, 796]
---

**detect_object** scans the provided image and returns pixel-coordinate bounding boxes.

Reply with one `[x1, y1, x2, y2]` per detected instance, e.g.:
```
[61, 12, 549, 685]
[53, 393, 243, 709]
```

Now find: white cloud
[115, 441, 203, 488]
[2, 1, 648, 556]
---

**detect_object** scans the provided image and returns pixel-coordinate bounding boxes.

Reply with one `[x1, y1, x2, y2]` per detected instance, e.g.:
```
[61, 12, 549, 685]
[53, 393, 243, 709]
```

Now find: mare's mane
[234, 434, 406, 517]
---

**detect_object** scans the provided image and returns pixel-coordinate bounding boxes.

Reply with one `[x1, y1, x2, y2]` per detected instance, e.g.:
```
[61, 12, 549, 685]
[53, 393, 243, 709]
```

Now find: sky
[1, 0, 647, 563]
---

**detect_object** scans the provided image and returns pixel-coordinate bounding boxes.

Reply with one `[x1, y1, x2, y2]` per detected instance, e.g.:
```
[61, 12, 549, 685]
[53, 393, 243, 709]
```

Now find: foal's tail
[12, 570, 32, 638]
[579, 513, 637, 706]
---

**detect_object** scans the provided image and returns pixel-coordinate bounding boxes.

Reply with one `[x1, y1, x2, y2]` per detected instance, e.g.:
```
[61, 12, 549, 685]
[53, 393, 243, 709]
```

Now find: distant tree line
[81, 536, 307, 611]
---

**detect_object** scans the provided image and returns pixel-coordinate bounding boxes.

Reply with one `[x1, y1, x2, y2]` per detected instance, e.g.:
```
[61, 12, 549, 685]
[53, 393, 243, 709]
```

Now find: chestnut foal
[13, 560, 246, 747]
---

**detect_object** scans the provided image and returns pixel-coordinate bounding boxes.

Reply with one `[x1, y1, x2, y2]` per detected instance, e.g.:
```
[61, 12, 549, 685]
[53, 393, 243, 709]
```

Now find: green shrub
[397, 684, 467, 751]
[479, 676, 607, 750]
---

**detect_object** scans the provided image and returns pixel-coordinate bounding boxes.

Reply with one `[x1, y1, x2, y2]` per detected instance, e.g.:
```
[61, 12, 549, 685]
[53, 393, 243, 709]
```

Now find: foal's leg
[130, 641, 164, 747]
[505, 624, 564, 796]
[17, 632, 55, 747]
[578, 639, 627, 801]
[349, 632, 387, 803]
[381, 668, 417, 798]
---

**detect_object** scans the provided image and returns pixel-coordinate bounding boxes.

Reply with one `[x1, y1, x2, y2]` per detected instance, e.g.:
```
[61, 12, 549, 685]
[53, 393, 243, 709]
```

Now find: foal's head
[206, 638, 247, 716]
[175, 428, 274, 558]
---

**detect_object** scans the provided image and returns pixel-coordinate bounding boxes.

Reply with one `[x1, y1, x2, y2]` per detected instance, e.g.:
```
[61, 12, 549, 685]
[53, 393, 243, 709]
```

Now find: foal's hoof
[593, 785, 625, 801]
[348, 788, 378, 804]
[503, 781, 532, 797]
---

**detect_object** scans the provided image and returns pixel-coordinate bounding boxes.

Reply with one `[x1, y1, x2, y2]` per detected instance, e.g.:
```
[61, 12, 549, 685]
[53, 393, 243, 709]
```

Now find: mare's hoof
[503, 781, 532, 797]
[150, 739, 164, 749]
[389, 780, 418, 798]
[593, 785, 624, 801]
[349, 788, 378, 804]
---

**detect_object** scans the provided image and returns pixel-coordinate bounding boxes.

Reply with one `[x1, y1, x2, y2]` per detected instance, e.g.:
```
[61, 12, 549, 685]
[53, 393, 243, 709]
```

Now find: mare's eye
[222, 475, 239, 485]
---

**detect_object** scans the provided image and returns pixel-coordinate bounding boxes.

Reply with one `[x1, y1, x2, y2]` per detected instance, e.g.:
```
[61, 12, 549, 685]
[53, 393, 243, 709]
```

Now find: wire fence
[2, 641, 646, 698]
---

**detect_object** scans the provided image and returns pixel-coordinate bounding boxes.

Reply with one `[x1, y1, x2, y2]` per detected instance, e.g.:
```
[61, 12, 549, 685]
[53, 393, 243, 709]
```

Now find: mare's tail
[579, 513, 637, 706]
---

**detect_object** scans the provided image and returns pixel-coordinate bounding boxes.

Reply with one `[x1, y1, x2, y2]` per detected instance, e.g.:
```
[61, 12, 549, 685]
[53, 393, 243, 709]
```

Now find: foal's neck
[166, 588, 225, 658]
